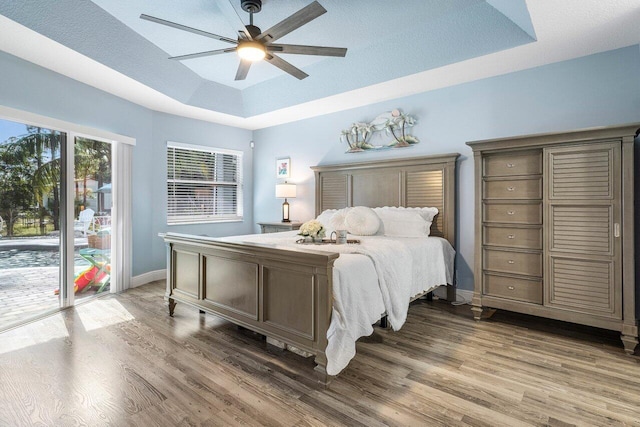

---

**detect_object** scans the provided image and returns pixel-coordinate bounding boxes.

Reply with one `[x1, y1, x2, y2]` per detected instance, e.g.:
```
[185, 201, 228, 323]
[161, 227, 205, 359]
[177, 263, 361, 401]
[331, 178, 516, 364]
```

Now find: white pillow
[415, 207, 438, 222]
[330, 207, 350, 232]
[374, 206, 438, 222]
[316, 209, 337, 234]
[375, 209, 431, 237]
[345, 206, 380, 236]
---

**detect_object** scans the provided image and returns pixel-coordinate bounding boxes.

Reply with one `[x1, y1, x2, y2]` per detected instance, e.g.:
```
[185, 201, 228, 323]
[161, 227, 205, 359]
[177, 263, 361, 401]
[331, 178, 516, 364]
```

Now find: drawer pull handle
[507, 210, 515, 215]
[506, 163, 515, 168]
[507, 186, 515, 192]
[508, 286, 515, 290]
[508, 260, 515, 264]
[507, 234, 515, 239]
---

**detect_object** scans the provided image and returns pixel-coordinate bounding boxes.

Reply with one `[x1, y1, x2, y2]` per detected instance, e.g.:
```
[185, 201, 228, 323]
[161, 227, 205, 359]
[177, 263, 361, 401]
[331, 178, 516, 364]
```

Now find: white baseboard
[131, 269, 166, 288]
[432, 286, 473, 303]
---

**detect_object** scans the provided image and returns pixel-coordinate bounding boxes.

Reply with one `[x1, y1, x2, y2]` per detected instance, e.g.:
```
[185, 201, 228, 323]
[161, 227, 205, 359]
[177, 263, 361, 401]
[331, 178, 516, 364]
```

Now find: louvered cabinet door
[544, 142, 622, 319]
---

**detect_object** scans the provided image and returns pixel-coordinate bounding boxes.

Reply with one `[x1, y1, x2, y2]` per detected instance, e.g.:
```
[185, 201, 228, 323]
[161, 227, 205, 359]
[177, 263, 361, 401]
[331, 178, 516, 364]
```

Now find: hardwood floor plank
[341, 350, 543, 426]
[1, 282, 640, 426]
[0, 379, 41, 426]
[328, 373, 468, 426]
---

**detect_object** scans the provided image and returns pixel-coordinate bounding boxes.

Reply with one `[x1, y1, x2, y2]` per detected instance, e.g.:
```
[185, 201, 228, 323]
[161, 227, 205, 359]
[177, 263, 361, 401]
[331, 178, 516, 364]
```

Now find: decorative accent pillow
[316, 209, 338, 234]
[329, 208, 350, 232]
[375, 209, 431, 237]
[344, 206, 380, 236]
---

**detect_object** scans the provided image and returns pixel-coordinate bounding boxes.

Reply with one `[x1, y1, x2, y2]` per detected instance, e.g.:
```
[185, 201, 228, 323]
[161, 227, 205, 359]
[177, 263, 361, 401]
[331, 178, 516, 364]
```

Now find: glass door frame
[0, 104, 133, 315]
[64, 131, 115, 307]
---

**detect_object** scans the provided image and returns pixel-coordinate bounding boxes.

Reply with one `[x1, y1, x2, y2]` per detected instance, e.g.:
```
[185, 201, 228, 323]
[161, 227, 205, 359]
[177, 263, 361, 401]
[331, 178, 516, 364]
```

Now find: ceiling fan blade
[257, 1, 326, 43]
[217, 0, 253, 40]
[235, 59, 252, 80]
[265, 54, 308, 80]
[268, 44, 347, 57]
[169, 47, 236, 61]
[140, 14, 237, 45]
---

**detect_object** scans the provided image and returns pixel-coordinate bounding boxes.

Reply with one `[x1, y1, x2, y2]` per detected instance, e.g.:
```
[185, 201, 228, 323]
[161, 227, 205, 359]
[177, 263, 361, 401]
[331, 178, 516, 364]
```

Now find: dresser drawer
[484, 151, 542, 177]
[483, 273, 543, 304]
[484, 178, 542, 200]
[484, 203, 542, 224]
[483, 248, 542, 277]
[483, 226, 542, 250]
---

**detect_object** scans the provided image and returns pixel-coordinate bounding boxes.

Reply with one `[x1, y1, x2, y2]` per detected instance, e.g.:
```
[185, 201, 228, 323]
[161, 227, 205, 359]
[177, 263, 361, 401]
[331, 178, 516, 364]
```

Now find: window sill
[167, 218, 243, 226]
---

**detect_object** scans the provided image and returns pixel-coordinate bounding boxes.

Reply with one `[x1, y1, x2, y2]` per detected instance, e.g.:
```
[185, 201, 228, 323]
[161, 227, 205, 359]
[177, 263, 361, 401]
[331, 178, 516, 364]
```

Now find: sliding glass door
[0, 118, 115, 329]
[73, 136, 113, 302]
[0, 119, 64, 327]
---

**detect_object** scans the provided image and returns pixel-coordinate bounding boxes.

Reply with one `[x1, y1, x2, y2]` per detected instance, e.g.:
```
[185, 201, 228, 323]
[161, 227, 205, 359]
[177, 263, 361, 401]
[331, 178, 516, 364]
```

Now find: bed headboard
[311, 153, 460, 247]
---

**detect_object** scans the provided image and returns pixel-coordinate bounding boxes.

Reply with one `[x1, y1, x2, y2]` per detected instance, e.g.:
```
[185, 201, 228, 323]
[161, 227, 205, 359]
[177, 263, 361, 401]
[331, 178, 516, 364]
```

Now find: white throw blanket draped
[327, 254, 384, 375]
[221, 232, 454, 375]
[317, 238, 415, 330]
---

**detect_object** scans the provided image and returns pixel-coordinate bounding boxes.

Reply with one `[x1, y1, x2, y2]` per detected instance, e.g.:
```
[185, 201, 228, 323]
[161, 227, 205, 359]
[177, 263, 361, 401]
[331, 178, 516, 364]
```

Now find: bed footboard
[163, 232, 338, 387]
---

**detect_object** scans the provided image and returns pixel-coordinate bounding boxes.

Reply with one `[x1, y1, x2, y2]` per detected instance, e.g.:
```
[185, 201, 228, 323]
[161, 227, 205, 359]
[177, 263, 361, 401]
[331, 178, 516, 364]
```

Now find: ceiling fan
[140, 0, 347, 81]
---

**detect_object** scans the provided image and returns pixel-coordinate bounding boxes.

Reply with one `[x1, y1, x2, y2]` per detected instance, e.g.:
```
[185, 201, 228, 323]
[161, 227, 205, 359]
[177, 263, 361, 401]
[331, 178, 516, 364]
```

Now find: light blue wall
[0, 50, 254, 277]
[150, 112, 253, 272]
[252, 45, 640, 291]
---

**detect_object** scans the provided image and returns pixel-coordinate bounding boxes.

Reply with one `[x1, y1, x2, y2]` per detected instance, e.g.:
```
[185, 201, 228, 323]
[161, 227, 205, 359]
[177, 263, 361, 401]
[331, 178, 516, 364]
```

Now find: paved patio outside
[0, 266, 109, 328]
[0, 237, 108, 329]
[0, 267, 60, 326]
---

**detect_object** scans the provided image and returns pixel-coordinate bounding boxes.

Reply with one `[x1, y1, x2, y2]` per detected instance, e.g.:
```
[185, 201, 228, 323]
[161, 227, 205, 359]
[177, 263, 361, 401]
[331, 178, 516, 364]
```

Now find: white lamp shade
[276, 183, 297, 198]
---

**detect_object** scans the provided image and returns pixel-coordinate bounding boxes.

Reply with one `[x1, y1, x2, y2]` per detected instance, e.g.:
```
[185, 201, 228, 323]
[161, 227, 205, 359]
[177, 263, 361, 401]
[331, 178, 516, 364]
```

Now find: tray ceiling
[0, 1, 638, 129]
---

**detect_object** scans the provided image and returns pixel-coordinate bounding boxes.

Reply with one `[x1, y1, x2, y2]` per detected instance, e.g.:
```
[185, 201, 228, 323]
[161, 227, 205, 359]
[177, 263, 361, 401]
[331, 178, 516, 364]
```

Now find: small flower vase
[304, 236, 313, 243]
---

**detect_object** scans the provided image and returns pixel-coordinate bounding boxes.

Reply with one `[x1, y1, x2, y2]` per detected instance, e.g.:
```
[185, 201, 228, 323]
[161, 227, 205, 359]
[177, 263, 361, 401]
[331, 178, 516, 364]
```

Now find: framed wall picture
[276, 157, 291, 179]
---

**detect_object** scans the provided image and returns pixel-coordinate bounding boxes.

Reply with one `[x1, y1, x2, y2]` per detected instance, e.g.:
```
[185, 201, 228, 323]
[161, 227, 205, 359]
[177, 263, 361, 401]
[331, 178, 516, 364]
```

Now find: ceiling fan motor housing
[241, 0, 262, 14]
[245, 24, 262, 38]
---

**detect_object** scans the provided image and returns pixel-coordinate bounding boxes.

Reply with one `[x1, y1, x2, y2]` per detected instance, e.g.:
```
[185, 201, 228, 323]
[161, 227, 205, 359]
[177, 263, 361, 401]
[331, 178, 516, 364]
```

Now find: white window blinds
[167, 142, 243, 224]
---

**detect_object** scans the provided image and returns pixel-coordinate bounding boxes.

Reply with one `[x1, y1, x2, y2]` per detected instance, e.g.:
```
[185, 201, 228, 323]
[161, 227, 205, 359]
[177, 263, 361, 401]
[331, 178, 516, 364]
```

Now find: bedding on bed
[220, 231, 454, 375]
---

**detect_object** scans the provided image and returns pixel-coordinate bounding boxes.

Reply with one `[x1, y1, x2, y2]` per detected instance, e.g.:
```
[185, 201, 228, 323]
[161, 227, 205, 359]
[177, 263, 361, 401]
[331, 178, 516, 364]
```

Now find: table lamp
[275, 183, 296, 222]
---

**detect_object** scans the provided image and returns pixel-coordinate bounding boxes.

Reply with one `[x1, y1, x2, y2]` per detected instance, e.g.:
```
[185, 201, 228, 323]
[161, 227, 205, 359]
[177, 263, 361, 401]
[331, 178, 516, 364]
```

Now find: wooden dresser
[467, 123, 638, 354]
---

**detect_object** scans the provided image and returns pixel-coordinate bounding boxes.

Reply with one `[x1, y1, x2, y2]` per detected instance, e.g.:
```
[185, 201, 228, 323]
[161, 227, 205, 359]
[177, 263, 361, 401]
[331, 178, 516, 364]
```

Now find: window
[167, 142, 243, 224]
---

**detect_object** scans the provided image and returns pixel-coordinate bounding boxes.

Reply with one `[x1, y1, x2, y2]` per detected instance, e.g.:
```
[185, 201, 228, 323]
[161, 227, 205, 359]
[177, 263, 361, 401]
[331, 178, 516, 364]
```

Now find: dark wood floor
[1, 281, 639, 426]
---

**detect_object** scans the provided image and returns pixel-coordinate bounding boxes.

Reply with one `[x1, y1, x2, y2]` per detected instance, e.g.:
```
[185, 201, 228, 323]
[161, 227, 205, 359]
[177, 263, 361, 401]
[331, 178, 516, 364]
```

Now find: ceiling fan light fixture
[142, 1, 347, 80]
[237, 41, 266, 61]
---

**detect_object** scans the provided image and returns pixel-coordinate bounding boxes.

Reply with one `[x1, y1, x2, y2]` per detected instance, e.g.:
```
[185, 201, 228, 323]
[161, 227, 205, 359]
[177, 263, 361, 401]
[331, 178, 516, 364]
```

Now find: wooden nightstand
[258, 221, 303, 234]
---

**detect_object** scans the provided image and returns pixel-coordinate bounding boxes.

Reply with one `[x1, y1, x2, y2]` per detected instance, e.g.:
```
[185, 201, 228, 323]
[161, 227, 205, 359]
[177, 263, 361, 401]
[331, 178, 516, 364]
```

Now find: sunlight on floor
[0, 314, 68, 354]
[75, 299, 135, 332]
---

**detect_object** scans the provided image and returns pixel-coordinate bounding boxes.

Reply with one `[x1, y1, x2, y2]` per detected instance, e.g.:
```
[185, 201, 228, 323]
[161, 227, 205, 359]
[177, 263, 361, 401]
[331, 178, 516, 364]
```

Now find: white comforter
[221, 231, 455, 375]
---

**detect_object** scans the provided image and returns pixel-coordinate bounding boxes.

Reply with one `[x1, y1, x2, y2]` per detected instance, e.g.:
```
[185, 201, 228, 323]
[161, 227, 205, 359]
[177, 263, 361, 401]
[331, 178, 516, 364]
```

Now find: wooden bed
[163, 153, 459, 386]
